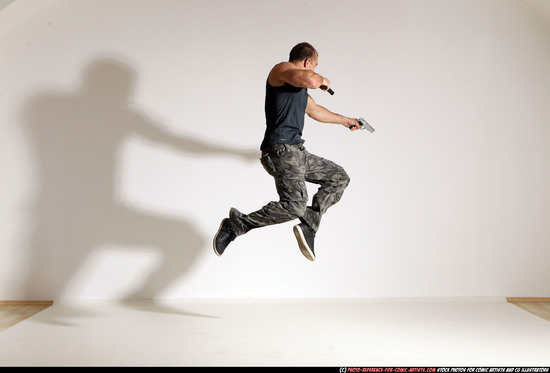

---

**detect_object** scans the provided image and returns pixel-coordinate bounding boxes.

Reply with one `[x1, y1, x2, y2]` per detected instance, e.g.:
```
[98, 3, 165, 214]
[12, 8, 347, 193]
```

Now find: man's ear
[303, 58, 311, 68]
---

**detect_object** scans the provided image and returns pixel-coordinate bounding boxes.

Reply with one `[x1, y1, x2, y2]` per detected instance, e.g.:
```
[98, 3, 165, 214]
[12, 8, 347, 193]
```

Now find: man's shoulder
[268, 62, 294, 86]
[273, 61, 293, 69]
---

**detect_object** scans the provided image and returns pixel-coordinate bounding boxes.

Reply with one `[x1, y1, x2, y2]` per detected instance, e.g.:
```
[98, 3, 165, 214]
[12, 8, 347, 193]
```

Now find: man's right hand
[319, 78, 331, 92]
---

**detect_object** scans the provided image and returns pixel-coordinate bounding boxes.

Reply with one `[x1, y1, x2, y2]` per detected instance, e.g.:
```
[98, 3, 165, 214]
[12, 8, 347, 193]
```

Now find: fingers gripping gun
[351, 117, 375, 132]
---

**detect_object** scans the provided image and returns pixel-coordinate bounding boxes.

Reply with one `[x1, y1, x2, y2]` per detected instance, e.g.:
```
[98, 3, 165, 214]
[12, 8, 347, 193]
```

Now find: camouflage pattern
[229, 144, 350, 236]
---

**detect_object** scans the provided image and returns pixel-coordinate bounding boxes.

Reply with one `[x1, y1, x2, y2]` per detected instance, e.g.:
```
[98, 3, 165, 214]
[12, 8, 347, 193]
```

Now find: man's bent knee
[281, 200, 307, 219]
[338, 170, 351, 190]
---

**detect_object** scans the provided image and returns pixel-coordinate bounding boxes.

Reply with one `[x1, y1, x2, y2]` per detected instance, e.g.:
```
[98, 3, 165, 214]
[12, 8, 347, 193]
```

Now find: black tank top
[260, 80, 308, 150]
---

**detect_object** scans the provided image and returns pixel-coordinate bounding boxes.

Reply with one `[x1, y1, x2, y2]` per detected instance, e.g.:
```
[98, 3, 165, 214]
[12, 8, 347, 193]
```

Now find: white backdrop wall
[1, 0, 549, 300]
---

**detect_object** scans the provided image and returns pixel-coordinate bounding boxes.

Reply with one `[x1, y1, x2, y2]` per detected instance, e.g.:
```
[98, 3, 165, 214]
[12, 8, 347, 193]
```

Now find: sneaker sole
[293, 225, 316, 261]
[213, 219, 227, 257]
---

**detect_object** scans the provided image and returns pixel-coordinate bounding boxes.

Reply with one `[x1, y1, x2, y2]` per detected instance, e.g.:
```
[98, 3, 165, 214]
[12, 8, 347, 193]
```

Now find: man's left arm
[305, 95, 361, 131]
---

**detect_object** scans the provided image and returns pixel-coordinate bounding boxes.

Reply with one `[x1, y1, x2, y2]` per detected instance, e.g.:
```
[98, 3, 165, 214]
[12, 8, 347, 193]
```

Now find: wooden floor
[507, 297, 550, 322]
[0, 301, 53, 332]
[0, 298, 548, 334]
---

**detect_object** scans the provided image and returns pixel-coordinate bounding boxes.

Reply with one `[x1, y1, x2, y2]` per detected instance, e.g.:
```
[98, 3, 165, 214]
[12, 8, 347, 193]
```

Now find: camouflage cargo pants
[230, 143, 350, 236]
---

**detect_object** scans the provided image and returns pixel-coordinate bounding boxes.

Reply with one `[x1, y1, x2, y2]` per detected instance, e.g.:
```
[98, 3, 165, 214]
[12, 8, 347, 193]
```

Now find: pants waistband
[261, 143, 306, 155]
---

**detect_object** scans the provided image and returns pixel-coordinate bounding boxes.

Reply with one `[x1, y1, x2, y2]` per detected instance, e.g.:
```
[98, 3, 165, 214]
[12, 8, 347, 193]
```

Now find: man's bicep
[305, 95, 318, 116]
[273, 63, 312, 87]
[270, 64, 317, 89]
[281, 68, 314, 88]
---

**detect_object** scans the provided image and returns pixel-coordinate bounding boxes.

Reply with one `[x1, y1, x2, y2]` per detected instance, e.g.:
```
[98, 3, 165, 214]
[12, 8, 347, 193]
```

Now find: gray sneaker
[293, 223, 316, 261]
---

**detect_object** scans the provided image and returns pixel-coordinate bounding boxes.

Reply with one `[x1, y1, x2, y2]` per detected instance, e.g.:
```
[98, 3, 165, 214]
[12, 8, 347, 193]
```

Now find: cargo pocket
[261, 152, 277, 177]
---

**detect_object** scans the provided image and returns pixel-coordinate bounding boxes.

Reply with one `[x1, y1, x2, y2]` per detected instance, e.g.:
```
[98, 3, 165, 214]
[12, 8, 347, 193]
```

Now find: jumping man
[214, 42, 362, 261]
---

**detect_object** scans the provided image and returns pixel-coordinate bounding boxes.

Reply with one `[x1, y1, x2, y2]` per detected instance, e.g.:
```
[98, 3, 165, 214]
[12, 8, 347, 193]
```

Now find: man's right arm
[268, 62, 330, 90]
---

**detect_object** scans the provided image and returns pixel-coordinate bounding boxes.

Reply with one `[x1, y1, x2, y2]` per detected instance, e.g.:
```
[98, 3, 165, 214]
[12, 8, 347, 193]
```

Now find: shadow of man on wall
[20, 58, 257, 307]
